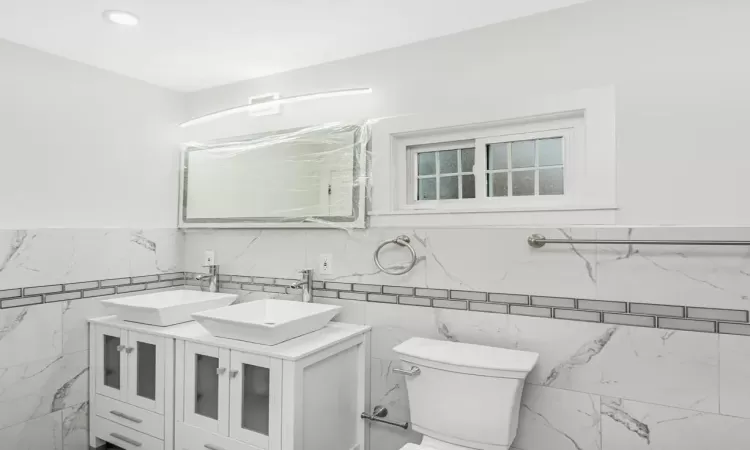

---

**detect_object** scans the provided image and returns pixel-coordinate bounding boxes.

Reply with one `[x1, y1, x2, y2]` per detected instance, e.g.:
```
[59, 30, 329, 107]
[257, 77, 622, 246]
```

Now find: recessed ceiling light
[103, 10, 139, 26]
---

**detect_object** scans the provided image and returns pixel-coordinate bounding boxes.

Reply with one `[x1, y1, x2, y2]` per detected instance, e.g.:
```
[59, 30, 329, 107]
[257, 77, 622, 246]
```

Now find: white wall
[0, 39, 184, 228]
[183, 0, 750, 226]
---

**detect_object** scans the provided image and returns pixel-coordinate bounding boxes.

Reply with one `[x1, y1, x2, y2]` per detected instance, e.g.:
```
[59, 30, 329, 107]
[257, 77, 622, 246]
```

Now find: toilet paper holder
[361, 405, 409, 430]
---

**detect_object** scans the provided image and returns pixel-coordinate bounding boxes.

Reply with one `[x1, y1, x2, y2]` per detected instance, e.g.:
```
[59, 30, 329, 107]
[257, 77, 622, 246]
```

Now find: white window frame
[404, 124, 575, 209]
[370, 87, 617, 227]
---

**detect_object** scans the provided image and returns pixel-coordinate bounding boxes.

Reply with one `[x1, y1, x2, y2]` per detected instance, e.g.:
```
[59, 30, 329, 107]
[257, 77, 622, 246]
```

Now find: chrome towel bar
[528, 234, 750, 248]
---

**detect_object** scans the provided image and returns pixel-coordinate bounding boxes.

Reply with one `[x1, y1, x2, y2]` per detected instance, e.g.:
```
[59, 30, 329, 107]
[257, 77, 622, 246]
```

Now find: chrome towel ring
[374, 235, 418, 276]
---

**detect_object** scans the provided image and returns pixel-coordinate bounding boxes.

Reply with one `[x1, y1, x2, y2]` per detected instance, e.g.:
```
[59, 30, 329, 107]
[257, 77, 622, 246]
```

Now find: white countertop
[90, 315, 370, 361]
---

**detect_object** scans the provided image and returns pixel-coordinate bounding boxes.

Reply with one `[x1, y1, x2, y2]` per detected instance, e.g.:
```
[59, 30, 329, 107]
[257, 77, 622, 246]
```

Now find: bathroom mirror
[179, 124, 368, 228]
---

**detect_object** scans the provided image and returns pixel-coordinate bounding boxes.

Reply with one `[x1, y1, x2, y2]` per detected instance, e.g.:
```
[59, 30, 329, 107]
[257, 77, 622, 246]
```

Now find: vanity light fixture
[103, 10, 140, 26]
[179, 87, 373, 128]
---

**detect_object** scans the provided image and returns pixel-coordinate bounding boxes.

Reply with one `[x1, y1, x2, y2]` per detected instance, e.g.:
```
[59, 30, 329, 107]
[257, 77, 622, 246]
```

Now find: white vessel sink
[101, 290, 237, 326]
[191, 299, 342, 345]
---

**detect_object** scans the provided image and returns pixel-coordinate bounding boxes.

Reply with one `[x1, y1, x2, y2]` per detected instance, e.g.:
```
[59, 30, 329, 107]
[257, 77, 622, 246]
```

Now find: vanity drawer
[95, 394, 164, 439]
[175, 421, 262, 450]
[93, 415, 164, 450]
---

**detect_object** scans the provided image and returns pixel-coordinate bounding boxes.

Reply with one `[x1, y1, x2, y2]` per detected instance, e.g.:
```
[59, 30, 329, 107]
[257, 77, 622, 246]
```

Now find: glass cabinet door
[229, 351, 280, 448]
[184, 342, 230, 435]
[95, 325, 127, 400]
[127, 331, 165, 413]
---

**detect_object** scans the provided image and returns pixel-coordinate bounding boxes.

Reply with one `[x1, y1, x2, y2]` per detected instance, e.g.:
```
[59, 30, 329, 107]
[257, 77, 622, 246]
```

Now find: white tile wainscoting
[2, 226, 750, 449]
[184, 226, 750, 450]
[0, 228, 182, 450]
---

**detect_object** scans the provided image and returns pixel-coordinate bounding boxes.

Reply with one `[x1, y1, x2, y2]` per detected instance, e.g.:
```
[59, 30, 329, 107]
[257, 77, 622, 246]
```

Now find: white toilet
[393, 337, 539, 450]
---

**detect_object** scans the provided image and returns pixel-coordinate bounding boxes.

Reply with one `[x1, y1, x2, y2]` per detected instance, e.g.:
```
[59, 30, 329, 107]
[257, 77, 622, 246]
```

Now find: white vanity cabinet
[89, 319, 176, 450]
[174, 322, 370, 450]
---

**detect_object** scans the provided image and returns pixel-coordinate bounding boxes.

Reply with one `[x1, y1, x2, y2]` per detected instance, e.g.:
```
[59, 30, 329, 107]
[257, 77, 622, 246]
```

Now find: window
[413, 146, 475, 201]
[406, 128, 569, 206]
[372, 87, 616, 226]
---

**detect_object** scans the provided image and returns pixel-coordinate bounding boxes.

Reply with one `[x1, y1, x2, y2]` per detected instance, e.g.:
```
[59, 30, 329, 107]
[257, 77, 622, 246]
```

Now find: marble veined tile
[0, 351, 88, 430]
[0, 410, 63, 450]
[0, 228, 182, 290]
[128, 228, 183, 276]
[184, 229, 306, 279]
[304, 228, 428, 288]
[0, 302, 62, 368]
[366, 303, 719, 413]
[525, 322, 719, 413]
[364, 302, 447, 360]
[0, 229, 130, 290]
[515, 385, 601, 450]
[719, 334, 750, 418]
[601, 397, 750, 450]
[61, 297, 108, 355]
[596, 227, 750, 310]
[418, 228, 598, 298]
[62, 402, 88, 450]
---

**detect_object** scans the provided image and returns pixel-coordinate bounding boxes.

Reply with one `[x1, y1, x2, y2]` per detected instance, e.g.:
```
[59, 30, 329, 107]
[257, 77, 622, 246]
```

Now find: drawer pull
[110, 432, 142, 447]
[204, 445, 226, 450]
[110, 410, 143, 423]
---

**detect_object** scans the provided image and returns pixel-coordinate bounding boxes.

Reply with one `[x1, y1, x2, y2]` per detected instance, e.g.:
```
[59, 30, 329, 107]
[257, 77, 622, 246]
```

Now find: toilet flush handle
[393, 366, 421, 376]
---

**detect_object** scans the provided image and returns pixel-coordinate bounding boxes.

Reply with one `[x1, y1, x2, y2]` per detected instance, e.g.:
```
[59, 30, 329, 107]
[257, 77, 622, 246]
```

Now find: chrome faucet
[290, 268, 314, 302]
[195, 264, 220, 293]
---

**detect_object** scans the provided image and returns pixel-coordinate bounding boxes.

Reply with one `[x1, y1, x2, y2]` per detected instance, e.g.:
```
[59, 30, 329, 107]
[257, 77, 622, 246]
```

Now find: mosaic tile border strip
[0, 273, 186, 308]
[6, 271, 750, 338]
[194, 273, 750, 337]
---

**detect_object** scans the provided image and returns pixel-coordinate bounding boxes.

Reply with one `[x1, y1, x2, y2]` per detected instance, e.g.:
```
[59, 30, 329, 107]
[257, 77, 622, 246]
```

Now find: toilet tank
[393, 338, 539, 450]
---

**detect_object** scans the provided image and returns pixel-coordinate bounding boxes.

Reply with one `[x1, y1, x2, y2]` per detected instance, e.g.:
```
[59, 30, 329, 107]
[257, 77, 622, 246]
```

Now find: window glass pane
[418, 152, 436, 175]
[539, 168, 564, 195]
[487, 143, 508, 170]
[418, 178, 436, 200]
[461, 175, 475, 199]
[510, 141, 535, 168]
[439, 176, 459, 199]
[460, 149, 474, 173]
[512, 170, 535, 196]
[195, 354, 219, 420]
[489, 172, 509, 197]
[136, 341, 156, 401]
[103, 334, 120, 390]
[241, 364, 270, 436]
[538, 138, 563, 167]
[438, 150, 458, 174]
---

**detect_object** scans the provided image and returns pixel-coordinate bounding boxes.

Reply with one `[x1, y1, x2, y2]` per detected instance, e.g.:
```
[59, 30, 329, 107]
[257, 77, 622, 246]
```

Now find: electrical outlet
[319, 254, 333, 275]
[204, 250, 216, 266]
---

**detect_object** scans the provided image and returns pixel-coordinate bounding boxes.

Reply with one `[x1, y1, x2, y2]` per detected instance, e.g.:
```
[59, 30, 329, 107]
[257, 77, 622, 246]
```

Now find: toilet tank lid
[393, 338, 539, 374]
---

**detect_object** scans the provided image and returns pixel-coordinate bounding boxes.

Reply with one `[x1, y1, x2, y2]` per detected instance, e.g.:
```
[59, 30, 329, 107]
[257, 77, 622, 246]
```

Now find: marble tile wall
[184, 226, 750, 450]
[0, 228, 182, 450]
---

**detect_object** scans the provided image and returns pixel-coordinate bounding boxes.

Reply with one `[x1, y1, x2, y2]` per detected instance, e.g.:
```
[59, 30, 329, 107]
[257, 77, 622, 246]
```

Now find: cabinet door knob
[125, 346, 134, 354]
[229, 369, 239, 378]
[116, 345, 126, 352]
[216, 367, 227, 375]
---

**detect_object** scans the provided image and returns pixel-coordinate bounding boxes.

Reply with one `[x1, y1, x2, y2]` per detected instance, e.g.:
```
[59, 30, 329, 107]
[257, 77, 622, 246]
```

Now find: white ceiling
[0, 0, 590, 92]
